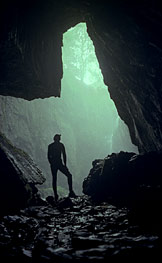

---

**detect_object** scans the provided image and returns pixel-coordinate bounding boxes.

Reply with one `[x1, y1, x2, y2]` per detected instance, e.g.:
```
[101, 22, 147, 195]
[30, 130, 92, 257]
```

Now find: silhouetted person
[48, 134, 76, 201]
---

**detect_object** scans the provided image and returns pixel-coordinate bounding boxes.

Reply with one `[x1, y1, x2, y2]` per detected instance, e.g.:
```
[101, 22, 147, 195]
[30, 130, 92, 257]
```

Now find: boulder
[0, 132, 45, 215]
[83, 151, 162, 210]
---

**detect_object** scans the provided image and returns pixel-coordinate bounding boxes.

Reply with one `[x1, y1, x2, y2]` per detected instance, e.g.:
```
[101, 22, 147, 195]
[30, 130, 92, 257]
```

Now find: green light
[61, 22, 138, 159]
[62, 23, 104, 87]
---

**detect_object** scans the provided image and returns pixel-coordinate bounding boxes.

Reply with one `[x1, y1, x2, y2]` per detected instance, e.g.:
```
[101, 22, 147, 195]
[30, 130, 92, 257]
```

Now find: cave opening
[0, 3, 161, 258]
[0, 22, 138, 197]
[58, 22, 138, 192]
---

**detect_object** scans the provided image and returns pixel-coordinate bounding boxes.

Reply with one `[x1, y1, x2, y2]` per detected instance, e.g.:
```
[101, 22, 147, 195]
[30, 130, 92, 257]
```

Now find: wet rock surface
[0, 196, 161, 262]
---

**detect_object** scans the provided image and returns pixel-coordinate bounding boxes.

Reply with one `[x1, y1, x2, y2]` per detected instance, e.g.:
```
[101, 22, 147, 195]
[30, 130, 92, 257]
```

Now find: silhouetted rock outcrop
[0, 132, 45, 215]
[83, 151, 162, 211]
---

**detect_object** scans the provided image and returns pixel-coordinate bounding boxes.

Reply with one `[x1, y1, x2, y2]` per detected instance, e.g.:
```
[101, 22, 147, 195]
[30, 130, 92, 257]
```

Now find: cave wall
[0, 132, 45, 214]
[0, 0, 162, 152]
[85, 0, 162, 153]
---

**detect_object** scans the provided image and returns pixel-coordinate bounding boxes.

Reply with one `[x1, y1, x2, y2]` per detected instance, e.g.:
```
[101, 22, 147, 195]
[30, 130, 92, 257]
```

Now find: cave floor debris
[0, 196, 161, 262]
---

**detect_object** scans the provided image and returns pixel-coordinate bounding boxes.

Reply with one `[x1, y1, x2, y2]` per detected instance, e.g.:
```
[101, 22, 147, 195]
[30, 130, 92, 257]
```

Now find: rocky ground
[0, 195, 161, 262]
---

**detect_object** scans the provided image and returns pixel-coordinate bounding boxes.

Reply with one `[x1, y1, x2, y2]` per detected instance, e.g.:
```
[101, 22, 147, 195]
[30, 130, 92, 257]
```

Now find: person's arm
[47, 145, 52, 164]
[62, 144, 67, 166]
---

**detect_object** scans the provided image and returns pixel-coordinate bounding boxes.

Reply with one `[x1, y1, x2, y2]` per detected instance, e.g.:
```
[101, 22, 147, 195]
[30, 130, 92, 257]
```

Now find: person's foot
[68, 190, 77, 198]
[55, 194, 59, 202]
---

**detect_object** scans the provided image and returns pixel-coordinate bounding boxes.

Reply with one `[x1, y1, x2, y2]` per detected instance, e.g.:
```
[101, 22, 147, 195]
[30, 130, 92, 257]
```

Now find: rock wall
[0, 0, 162, 152]
[0, 132, 45, 215]
[86, 1, 162, 152]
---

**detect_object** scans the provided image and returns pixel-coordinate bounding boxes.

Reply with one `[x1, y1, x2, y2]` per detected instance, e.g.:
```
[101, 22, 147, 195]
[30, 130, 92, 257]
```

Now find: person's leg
[59, 164, 76, 196]
[51, 165, 59, 201]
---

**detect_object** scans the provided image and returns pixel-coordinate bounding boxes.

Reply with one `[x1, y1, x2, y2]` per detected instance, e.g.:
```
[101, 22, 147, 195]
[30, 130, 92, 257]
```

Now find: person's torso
[49, 142, 63, 162]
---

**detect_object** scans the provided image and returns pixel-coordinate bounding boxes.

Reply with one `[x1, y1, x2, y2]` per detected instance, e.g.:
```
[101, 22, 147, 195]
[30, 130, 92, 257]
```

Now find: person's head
[53, 134, 61, 142]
